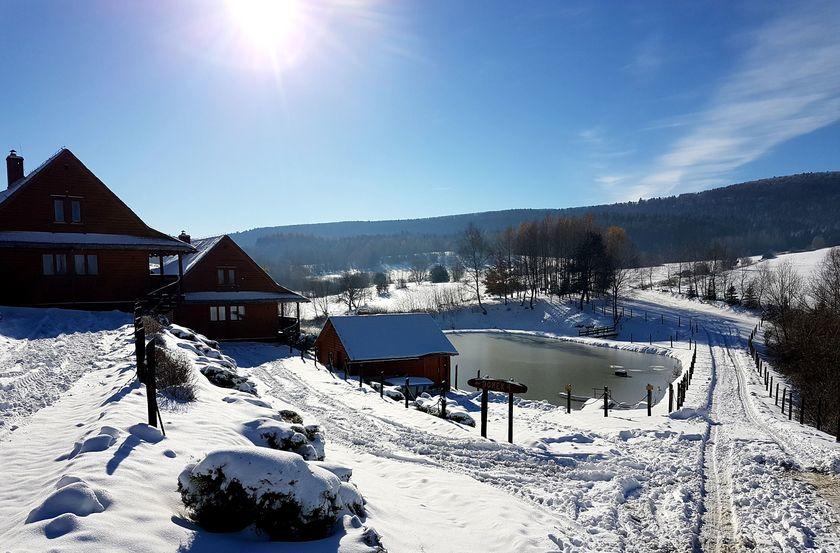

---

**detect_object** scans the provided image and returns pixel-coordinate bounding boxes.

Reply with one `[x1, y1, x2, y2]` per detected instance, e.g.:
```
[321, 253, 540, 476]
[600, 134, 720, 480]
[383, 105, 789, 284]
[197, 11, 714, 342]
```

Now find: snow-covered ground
[2, 262, 840, 551]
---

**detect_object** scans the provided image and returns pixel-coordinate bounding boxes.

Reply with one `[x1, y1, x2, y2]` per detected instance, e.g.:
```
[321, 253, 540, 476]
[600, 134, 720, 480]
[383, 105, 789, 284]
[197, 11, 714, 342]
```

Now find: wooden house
[157, 234, 308, 341]
[0, 149, 194, 309]
[314, 314, 458, 388]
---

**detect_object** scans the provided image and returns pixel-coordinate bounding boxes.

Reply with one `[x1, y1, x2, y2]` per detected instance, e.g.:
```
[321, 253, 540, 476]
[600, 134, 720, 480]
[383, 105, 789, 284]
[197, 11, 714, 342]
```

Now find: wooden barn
[0, 149, 194, 309]
[157, 234, 308, 341]
[314, 314, 458, 388]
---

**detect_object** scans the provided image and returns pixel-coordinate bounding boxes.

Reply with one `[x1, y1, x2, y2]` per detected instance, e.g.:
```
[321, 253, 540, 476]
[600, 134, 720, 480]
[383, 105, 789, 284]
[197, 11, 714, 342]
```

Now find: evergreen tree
[724, 284, 739, 305]
[742, 282, 758, 309]
[429, 264, 450, 283]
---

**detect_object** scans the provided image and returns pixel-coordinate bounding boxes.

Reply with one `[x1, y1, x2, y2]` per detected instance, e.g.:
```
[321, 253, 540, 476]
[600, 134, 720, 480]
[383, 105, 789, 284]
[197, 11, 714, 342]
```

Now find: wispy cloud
[623, 34, 664, 78]
[628, 2, 840, 199]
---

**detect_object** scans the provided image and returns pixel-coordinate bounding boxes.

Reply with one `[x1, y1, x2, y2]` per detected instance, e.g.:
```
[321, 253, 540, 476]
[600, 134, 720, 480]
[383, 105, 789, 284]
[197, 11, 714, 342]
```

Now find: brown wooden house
[314, 314, 458, 387]
[157, 234, 308, 341]
[0, 149, 194, 309]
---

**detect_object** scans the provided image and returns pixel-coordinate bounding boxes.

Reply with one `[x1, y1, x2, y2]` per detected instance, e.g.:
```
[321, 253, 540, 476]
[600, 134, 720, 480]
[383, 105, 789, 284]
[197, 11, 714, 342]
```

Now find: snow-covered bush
[178, 447, 364, 540]
[244, 418, 326, 461]
[414, 395, 476, 427]
[370, 382, 405, 402]
[154, 347, 197, 401]
[199, 364, 257, 395]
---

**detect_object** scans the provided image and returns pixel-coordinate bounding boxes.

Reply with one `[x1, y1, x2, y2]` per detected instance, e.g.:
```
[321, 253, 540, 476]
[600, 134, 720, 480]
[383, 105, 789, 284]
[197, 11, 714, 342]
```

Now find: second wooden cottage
[314, 313, 458, 389]
[158, 234, 308, 341]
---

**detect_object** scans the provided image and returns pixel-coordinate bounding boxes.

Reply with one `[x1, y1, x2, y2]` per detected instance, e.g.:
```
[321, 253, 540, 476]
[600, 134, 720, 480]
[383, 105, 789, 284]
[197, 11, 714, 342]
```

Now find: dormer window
[217, 267, 237, 285]
[52, 196, 83, 224]
[53, 199, 65, 222]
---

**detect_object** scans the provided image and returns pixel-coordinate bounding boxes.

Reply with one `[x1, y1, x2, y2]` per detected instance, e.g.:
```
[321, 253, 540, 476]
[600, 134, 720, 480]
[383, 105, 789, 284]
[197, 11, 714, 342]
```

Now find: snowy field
[2, 251, 840, 551]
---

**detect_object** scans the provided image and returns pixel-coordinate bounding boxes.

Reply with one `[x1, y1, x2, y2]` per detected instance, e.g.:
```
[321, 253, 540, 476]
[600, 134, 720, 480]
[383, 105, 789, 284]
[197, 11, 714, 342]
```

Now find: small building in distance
[0, 149, 194, 309]
[314, 313, 458, 388]
[157, 234, 308, 341]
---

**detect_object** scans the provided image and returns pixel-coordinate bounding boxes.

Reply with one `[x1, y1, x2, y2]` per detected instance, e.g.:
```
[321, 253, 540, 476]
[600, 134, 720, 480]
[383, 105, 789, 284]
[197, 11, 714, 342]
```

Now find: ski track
[0, 316, 128, 441]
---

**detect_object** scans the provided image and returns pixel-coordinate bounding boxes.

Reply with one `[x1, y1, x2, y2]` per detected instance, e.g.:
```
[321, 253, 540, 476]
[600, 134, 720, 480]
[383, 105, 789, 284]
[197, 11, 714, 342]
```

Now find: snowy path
[698, 319, 840, 551]
[0, 307, 129, 440]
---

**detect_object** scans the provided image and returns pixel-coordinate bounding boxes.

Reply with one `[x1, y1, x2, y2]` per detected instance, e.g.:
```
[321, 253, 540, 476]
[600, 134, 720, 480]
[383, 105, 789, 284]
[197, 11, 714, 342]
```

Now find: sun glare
[226, 0, 308, 69]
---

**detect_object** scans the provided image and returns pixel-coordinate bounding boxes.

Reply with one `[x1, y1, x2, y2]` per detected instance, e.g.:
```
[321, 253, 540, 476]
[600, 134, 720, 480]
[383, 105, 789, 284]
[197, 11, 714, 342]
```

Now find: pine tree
[742, 282, 758, 309]
[724, 284, 739, 305]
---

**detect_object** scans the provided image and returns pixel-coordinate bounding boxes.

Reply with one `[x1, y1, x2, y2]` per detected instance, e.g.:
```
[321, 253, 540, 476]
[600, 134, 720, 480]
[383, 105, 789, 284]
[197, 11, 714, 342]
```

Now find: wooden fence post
[380, 372, 384, 399]
[789, 392, 793, 420]
[145, 338, 158, 428]
[781, 388, 786, 413]
[800, 396, 805, 425]
[405, 378, 409, 409]
[647, 384, 653, 417]
[603, 387, 609, 417]
[454, 364, 458, 389]
[480, 388, 489, 437]
[775, 382, 779, 405]
[669, 383, 674, 413]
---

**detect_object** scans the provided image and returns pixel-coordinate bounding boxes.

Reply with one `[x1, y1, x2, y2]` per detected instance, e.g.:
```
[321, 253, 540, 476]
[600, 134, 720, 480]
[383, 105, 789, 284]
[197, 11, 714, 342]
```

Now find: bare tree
[811, 247, 840, 312]
[457, 223, 490, 315]
[604, 226, 637, 323]
[409, 258, 428, 284]
[338, 271, 370, 311]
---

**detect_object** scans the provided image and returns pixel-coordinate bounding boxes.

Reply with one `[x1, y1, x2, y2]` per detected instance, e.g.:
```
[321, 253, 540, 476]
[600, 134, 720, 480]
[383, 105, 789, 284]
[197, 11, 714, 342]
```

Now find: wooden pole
[405, 378, 410, 409]
[603, 386, 609, 417]
[480, 389, 489, 437]
[145, 339, 158, 428]
[454, 364, 458, 389]
[669, 383, 674, 413]
[566, 384, 572, 414]
[782, 388, 787, 413]
[380, 372, 384, 399]
[646, 384, 653, 417]
[508, 392, 514, 443]
[800, 396, 805, 424]
[789, 391, 793, 420]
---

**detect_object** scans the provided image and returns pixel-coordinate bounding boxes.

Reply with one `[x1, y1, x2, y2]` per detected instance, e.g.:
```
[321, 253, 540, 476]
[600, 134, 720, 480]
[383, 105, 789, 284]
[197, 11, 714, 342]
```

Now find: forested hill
[233, 172, 840, 271]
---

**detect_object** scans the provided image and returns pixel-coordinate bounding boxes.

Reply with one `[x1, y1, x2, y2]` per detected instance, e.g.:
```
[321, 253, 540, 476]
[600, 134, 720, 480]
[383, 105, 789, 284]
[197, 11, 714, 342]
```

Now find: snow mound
[414, 395, 476, 427]
[160, 326, 256, 394]
[178, 447, 365, 540]
[26, 479, 111, 523]
[243, 417, 326, 461]
[370, 382, 405, 402]
[311, 461, 353, 482]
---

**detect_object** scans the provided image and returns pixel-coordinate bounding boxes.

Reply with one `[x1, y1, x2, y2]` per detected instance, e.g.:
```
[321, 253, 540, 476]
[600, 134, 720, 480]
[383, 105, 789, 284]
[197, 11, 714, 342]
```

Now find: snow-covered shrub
[370, 382, 405, 402]
[278, 409, 304, 424]
[414, 395, 476, 427]
[154, 347, 197, 401]
[178, 447, 364, 540]
[199, 365, 257, 395]
[244, 418, 326, 461]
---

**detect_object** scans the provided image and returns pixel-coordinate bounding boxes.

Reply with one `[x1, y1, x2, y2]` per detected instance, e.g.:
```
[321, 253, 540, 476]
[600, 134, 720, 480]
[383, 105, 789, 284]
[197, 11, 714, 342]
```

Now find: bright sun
[226, 0, 307, 68]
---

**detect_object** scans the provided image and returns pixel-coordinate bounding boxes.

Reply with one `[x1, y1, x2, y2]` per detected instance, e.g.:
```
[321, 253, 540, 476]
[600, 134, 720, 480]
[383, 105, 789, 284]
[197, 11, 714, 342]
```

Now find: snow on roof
[328, 313, 458, 362]
[0, 149, 65, 208]
[156, 236, 223, 275]
[183, 291, 308, 303]
[0, 231, 195, 251]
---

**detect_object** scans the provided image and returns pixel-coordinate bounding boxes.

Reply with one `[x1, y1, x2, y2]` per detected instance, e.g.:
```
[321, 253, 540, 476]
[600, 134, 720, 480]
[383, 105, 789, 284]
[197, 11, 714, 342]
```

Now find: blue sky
[2, 1, 838, 236]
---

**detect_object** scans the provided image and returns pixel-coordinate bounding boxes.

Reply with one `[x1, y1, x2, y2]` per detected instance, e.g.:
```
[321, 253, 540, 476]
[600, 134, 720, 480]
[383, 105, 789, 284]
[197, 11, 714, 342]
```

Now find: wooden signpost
[467, 377, 528, 443]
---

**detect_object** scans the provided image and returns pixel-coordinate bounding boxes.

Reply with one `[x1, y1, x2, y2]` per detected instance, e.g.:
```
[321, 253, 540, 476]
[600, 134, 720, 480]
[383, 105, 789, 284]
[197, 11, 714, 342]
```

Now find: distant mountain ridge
[232, 172, 840, 270]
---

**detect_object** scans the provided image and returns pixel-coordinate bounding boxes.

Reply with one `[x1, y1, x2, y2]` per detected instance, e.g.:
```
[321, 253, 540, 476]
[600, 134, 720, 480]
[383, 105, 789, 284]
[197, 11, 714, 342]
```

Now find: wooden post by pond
[669, 383, 674, 413]
[646, 384, 653, 416]
[566, 384, 572, 414]
[480, 388, 489, 437]
[508, 392, 514, 443]
[603, 386, 609, 417]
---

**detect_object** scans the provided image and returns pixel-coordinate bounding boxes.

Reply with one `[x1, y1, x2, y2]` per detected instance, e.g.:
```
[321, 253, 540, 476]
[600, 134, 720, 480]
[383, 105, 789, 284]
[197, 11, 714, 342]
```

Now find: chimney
[178, 230, 191, 244]
[6, 150, 23, 188]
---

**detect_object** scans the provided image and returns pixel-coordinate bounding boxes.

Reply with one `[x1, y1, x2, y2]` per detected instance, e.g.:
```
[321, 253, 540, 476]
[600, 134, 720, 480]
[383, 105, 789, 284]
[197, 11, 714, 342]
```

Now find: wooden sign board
[467, 377, 528, 395]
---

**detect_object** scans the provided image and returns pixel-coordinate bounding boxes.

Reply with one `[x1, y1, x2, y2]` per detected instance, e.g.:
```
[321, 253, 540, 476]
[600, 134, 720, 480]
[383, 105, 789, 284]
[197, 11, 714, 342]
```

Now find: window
[210, 306, 226, 321]
[52, 197, 83, 224]
[53, 199, 65, 222]
[71, 254, 98, 275]
[217, 267, 237, 285]
[230, 305, 245, 321]
[43, 254, 68, 275]
[87, 255, 98, 275]
[42, 254, 54, 275]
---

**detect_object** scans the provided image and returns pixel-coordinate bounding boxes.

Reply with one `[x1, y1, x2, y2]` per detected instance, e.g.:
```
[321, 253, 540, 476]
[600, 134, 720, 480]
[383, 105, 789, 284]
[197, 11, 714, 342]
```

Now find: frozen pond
[447, 332, 680, 408]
